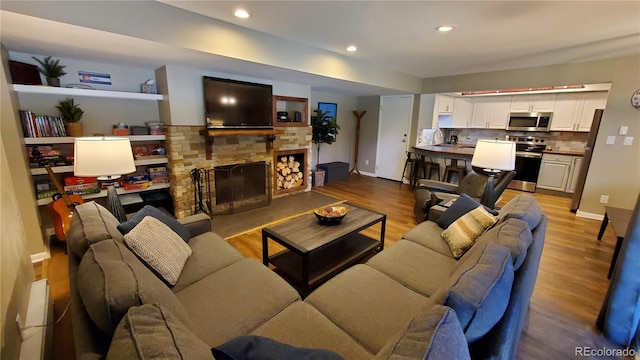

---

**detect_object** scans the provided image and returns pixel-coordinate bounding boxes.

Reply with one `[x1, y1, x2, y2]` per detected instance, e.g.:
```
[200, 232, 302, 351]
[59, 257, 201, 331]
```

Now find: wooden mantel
[199, 128, 285, 160]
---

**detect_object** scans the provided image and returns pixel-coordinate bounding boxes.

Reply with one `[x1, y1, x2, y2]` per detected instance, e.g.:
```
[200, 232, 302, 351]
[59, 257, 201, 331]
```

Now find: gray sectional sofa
[67, 194, 547, 359]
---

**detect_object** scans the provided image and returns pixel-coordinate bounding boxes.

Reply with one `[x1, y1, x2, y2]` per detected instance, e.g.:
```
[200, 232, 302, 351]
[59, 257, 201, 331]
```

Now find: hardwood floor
[43, 175, 627, 359]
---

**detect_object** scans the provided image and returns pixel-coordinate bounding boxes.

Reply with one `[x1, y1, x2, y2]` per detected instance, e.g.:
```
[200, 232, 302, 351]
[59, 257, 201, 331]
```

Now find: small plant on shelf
[32, 56, 67, 87]
[56, 98, 84, 136]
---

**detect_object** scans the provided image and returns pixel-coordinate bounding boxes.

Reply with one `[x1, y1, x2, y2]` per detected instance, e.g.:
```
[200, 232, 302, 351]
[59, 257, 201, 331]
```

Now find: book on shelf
[20, 110, 67, 138]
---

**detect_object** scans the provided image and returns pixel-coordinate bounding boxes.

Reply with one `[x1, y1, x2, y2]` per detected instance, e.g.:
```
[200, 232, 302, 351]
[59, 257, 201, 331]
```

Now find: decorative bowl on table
[314, 205, 348, 225]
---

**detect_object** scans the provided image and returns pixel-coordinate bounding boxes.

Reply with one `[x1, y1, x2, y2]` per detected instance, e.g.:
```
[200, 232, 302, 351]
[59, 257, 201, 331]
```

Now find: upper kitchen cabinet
[509, 94, 557, 112]
[436, 94, 455, 114]
[470, 97, 510, 129]
[550, 92, 608, 132]
[452, 98, 472, 128]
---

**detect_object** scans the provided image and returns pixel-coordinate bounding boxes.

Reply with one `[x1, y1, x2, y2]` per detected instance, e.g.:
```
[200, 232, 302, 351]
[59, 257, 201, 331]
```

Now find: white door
[376, 95, 413, 181]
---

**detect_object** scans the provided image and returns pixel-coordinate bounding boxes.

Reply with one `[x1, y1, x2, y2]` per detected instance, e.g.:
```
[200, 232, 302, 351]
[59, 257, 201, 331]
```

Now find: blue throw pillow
[212, 335, 344, 360]
[117, 205, 191, 242]
[436, 193, 498, 229]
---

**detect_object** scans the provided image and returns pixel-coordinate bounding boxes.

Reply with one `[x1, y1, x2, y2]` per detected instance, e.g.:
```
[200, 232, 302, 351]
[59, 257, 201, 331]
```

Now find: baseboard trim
[576, 210, 604, 221]
[357, 171, 376, 177]
[30, 251, 50, 264]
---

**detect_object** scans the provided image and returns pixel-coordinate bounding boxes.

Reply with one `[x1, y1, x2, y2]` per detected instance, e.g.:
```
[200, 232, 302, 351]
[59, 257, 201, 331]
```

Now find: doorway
[376, 95, 414, 181]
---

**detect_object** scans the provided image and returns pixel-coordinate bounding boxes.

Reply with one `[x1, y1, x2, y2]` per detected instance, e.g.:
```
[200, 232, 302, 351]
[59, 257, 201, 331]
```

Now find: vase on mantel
[66, 122, 83, 137]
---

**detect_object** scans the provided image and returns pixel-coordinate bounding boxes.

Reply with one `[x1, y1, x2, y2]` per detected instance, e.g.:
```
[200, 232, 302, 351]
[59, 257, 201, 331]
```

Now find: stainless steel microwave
[507, 112, 553, 132]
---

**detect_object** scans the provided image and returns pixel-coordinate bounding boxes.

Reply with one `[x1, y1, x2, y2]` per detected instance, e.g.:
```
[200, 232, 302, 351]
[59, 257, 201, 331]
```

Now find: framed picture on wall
[318, 102, 337, 122]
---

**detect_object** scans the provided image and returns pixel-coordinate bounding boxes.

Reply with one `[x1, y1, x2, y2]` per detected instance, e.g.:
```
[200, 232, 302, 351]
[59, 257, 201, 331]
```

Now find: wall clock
[632, 88, 640, 110]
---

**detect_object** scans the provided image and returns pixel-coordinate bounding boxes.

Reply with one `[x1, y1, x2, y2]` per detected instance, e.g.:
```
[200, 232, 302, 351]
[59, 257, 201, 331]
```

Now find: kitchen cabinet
[550, 92, 607, 132]
[436, 94, 455, 114]
[452, 97, 472, 128]
[470, 97, 510, 129]
[509, 94, 557, 112]
[537, 153, 572, 191]
[565, 156, 583, 193]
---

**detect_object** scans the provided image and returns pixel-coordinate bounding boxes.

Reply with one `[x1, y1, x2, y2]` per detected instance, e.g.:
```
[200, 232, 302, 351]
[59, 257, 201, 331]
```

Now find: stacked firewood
[276, 156, 304, 189]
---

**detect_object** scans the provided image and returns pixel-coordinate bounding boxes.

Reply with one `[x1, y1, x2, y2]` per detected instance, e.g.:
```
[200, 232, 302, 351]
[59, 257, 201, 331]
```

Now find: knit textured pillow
[124, 216, 192, 285]
[441, 206, 498, 258]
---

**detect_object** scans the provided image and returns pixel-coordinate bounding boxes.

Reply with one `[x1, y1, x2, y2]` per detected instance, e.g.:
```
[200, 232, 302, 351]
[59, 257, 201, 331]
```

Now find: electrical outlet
[623, 137, 634, 146]
[365, 160, 369, 165]
[606, 136, 616, 145]
[600, 195, 609, 204]
[619, 126, 629, 135]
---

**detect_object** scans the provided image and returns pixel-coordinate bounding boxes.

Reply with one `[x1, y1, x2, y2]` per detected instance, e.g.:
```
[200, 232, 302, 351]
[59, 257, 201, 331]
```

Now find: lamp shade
[471, 139, 516, 171]
[74, 137, 136, 177]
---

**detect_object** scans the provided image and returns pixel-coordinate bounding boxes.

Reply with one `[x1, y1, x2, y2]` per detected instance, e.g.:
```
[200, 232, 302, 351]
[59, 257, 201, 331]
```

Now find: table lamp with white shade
[74, 137, 136, 222]
[471, 139, 516, 208]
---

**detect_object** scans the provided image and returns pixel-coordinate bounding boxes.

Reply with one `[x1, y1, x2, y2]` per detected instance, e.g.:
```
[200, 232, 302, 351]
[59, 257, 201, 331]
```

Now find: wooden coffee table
[262, 204, 386, 296]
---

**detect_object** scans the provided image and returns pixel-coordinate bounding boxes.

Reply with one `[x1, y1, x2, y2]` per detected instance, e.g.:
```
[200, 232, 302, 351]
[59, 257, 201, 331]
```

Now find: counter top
[543, 149, 584, 156]
[413, 145, 475, 157]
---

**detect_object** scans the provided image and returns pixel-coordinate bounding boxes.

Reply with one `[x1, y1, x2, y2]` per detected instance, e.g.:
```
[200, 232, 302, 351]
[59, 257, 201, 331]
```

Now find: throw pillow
[212, 335, 344, 360]
[78, 239, 192, 336]
[124, 216, 192, 285]
[436, 193, 498, 229]
[107, 304, 213, 360]
[118, 205, 191, 242]
[441, 205, 498, 258]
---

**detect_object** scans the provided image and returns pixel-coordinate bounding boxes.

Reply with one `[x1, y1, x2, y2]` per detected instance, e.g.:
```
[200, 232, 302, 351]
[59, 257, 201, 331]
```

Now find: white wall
[309, 90, 358, 169]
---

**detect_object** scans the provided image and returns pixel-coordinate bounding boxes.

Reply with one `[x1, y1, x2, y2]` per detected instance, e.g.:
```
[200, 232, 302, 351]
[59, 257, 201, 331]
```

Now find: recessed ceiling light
[436, 25, 455, 32]
[346, 45, 357, 52]
[234, 9, 250, 18]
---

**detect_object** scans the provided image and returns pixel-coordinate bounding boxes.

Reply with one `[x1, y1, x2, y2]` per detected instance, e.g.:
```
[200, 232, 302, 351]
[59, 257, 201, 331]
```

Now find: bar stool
[414, 155, 441, 185]
[401, 151, 421, 187]
[443, 158, 467, 184]
[423, 156, 441, 182]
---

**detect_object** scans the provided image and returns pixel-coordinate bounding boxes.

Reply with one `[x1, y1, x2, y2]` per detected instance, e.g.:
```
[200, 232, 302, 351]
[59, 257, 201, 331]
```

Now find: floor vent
[19, 279, 53, 360]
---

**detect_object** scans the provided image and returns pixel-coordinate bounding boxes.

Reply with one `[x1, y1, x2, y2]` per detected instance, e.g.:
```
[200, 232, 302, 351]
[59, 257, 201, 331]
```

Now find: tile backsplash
[442, 129, 588, 151]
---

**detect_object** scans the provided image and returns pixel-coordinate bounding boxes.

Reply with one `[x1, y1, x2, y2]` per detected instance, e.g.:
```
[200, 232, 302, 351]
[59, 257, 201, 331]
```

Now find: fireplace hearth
[212, 161, 271, 214]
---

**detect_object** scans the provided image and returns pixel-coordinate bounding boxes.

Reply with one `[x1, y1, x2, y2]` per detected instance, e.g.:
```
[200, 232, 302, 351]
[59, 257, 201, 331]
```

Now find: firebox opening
[213, 161, 270, 214]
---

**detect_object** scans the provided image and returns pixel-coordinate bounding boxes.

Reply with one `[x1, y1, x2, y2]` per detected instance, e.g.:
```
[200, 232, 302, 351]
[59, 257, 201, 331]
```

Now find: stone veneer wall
[166, 125, 312, 218]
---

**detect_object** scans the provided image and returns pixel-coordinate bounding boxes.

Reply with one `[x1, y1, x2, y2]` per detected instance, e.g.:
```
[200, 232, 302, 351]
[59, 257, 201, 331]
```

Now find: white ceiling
[162, 1, 640, 78]
[1, 1, 639, 95]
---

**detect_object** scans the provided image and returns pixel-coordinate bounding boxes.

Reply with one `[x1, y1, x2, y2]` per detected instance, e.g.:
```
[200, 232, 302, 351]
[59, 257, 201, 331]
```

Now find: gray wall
[355, 96, 381, 175]
[422, 56, 640, 214]
[1, 46, 36, 360]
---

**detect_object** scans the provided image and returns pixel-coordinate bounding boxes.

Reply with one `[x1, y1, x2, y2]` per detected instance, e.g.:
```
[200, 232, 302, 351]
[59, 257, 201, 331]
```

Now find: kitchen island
[412, 144, 476, 181]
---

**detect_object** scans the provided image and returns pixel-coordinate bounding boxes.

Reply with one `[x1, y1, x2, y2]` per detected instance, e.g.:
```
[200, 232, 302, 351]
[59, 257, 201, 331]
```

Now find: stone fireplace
[212, 161, 270, 214]
[164, 125, 312, 218]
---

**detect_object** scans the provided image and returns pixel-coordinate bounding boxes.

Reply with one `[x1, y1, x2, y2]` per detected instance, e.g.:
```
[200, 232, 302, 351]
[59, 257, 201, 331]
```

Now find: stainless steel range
[506, 135, 547, 192]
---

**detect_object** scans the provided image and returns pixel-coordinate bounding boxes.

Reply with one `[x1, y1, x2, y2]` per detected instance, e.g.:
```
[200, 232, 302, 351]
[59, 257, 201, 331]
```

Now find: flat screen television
[203, 76, 273, 129]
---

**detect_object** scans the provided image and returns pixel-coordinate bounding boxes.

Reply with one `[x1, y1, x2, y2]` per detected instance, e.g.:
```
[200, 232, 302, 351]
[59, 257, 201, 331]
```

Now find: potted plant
[32, 56, 67, 87]
[56, 98, 84, 136]
[311, 108, 340, 186]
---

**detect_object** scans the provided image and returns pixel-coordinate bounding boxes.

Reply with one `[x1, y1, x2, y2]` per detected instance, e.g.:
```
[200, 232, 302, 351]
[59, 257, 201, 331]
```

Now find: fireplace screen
[212, 161, 270, 214]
